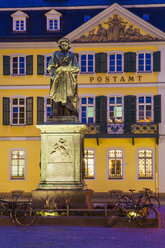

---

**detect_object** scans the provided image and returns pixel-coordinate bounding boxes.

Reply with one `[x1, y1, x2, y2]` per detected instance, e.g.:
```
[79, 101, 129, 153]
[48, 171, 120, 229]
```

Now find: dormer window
[45, 10, 62, 31]
[11, 11, 29, 32]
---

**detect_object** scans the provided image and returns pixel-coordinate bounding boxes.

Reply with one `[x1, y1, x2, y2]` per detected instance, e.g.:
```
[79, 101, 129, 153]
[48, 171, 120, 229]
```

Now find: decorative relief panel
[47, 136, 72, 163]
[74, 14, 156, 43]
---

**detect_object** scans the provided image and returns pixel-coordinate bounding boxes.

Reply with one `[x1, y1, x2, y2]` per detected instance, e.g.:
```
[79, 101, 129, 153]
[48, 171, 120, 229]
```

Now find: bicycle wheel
[105, 206, 121, 227]
[15, 204, 36, 227]
[149, 196, 160, 212]
[135, 206, 158, 228]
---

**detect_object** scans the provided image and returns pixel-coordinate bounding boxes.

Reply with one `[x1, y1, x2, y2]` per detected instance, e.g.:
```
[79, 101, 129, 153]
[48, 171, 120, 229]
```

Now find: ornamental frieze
[74, 14, 156, 43]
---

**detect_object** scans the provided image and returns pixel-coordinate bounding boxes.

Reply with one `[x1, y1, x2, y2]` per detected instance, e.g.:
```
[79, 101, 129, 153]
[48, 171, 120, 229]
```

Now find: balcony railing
[83, 122, 159, 138]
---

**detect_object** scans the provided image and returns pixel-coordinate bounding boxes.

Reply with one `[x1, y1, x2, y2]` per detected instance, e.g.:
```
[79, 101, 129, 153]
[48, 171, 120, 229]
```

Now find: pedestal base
[37, 181, 84, 190]
[32, 189, 93, 209]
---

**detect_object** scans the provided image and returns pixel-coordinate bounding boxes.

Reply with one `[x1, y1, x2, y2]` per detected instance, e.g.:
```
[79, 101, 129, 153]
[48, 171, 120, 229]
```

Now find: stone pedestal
[32, 189, 93, 209]
[36, 123, 85, 190]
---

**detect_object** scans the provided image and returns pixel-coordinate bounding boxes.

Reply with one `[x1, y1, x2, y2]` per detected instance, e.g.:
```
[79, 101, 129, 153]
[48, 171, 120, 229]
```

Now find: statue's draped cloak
[48, 51, 79, 115]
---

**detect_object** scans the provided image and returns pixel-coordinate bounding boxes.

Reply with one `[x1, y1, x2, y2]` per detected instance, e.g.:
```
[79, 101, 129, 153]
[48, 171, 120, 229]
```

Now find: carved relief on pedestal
[47, 137, 72, 163]
[74, 14, 156, 43]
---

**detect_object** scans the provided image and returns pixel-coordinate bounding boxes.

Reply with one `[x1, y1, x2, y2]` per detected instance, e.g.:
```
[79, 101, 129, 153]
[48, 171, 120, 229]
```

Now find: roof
[0, 2, 165, 42]
[0, 0, 165, 8]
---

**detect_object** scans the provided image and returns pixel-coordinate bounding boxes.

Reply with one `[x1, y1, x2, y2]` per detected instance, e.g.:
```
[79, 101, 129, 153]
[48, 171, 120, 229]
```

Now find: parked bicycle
[128, 188, 160, 212]
[105, 192, 158, 228]
[0, 192, 36, 227]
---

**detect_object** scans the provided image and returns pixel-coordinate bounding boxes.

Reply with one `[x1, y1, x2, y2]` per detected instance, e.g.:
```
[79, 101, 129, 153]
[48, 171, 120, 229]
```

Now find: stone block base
[32, 189, 93, 209]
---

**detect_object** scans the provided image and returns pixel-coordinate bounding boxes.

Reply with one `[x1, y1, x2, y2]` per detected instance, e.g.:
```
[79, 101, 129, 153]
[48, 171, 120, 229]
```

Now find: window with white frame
[11, 11, 28, 32]
[44, 97, 51, 121]
[45, 55, 52, 75]
[11, 55, 25, 75]
[9, 149, 26, 180]
[137, 52, 152, 72]
[79, 96, 95, 124]
[107, 149, 123, 179]
[84, 149, 96, 179]
[80, 53, 94, 73]
[45, 10, 61, 31]
[108, 96, 123, 123]
[11, 97, 26, 125]
[137, 149, 153, 179]
[108, 53, 123, 73]
[137, 96, 152, 122]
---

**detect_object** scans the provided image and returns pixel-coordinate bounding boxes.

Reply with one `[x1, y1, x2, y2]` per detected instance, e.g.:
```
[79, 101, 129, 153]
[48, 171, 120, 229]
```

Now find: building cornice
[0, 82, 165, 90]
[0, 4, 165, 12]
[1, 40, 165, 49]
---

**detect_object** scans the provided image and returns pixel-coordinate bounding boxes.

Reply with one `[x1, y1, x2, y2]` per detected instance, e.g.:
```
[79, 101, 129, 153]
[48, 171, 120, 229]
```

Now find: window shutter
[154, 95, 161, 123]
[95, 96, 100, 124]
[95, 53, 107, 73]
[3, 97, 10, 125]
[26, 55, 33, 75]
[124, 95, 136, 123]
[26, 97, 33, 125]
[153, 51, 161, 72]
[95, 96, 107, 133]
[124, 52, 136, 72]
[3, 56, 10, 75]
[37, 55, 44, 75]
[37, 97, 44, 124]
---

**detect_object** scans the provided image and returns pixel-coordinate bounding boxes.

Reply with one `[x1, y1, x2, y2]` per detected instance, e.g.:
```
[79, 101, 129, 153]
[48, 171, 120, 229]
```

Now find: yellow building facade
[0, 3, 164, 194]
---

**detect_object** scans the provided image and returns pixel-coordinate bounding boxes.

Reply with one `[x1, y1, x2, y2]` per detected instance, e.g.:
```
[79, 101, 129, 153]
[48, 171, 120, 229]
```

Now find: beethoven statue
[47, 38, 80, 117]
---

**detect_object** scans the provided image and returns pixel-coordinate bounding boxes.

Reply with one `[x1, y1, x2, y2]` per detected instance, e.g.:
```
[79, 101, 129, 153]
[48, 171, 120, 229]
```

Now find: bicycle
[105, 192, 158, 228]
[128, 188, 160, 212]
[0, 193, 36, 227]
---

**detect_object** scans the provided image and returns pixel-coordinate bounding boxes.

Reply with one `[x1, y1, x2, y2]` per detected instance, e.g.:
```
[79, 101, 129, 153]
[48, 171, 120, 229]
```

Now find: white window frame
[44, 96, 51, 122]
[44, 54, 53, 76]
[84, 148, 96, 180]
[10, 96, 26, 126]
[9, 148, 27, 181]
[106, 148, 125, 180]
[45, 10, 62, 31]
[107, 52, 124, 74]
[10, 54, 26, 76]
[79, 95, 96, 124]
[136, 94, 153, 123]
[11, 11, 28, 32]
[136, 50, 153, 73]
[107, 95, 124, 134]
[136, 148, 155, 180]
[79, 52, 95, 74]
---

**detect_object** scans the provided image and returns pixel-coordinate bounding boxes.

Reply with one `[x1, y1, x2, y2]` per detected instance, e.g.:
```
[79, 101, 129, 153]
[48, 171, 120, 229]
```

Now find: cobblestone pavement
[0, 206, 165, 248]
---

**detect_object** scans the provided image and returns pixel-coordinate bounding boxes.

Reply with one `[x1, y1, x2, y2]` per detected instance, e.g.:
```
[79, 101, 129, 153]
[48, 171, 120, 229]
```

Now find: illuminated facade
[0, 1, 165, 194]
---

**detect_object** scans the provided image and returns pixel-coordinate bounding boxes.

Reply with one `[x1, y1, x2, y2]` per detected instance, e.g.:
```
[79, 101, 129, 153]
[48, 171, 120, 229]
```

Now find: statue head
[58, 38, 71, 51]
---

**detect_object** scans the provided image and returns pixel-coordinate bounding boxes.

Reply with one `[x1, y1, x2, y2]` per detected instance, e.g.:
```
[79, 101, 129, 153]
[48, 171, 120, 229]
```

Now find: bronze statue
[47, 38, 80, 117]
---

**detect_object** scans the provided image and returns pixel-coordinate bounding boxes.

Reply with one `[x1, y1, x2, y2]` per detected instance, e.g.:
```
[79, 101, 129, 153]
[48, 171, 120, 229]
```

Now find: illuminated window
[137, 52, 152, 72]
[108, 53, 123, 73]
[108, 149, 123, 179]
[84, 149, 95, 179]
[11, 97, 26, 125]
[137, 96, 152, 122]
[80, 53, 94, 73]
[79, 96, 95, 124]
[44, 97, 51, 121]
[108, 96, 123, 123]
[137, 149, 153, 179]
[10, 150, 26, 180]
[11, 56, 25, 75]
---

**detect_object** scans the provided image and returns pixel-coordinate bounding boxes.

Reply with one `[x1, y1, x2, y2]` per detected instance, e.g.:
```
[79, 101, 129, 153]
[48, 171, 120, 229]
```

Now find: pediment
[11, 10, 29, 19]
[66, 3, 165, 43]
[45, 9, 62, 17]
